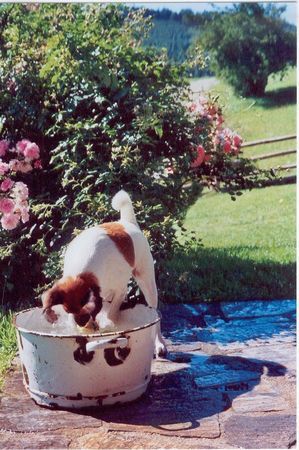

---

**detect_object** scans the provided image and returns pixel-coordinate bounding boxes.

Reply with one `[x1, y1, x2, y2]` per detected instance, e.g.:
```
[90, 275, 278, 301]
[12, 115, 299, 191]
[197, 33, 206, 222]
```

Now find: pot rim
[13, 306, 161, 339]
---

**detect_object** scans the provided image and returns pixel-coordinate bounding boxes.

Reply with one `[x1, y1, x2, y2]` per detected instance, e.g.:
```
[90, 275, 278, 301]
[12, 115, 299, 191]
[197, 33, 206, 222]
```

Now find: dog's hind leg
[133, 266, 167, 357]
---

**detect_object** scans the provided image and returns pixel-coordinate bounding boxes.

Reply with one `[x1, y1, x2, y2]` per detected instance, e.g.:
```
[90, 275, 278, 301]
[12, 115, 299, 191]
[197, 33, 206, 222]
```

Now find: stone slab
[223, 414, 296, 449]
[231, 390, 289, 413]
[0, 431, 71, 450]
[69, 429, 230, 449]
[0, 372, 103, 433]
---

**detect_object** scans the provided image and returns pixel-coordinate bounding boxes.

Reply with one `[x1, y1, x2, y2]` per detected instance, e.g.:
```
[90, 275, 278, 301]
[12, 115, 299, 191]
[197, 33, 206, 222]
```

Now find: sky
[129, 2, 297, 25]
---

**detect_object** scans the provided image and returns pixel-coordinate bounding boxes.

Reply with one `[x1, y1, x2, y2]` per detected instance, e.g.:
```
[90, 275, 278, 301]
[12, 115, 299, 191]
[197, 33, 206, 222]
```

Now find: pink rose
[165, 166, 174, 175]
[208, 105, 217, 116]
[216, 115, 224, 128]
[223, 141, 232, 153]
[1, 178, 14, 192]
[16, 139, 31, 154]
[19, 205, 30, 223]
[204, 154, 212, 162]
[13, 182, 29, 200]
[0, 140, 9, 157]
[24, 142, 40, 160]
[34, 159, 42, 169]
[9, 159, 20, 172]
[1, 213, 20, 230]
[214, 135, 221, 146]
[233, 135, 242, 147]
[0, 161, 9, 175]
[188, 103, 197, 112]
[195, 126, 203, 133]
[16, 161, 32, 173]
[198, 95, 207, 106]
[0, 197, 15, 214]
[191, 145, 206, 168]
[222, 129, 232, 141]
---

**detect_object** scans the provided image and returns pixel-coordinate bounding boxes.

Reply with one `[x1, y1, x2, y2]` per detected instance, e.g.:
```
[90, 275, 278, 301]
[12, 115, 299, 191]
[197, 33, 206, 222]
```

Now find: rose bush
[0, 4, 269, 307]
[0, 139, 41, 230]
[189, 96, 243, 165]
[185, 94, 265, 202]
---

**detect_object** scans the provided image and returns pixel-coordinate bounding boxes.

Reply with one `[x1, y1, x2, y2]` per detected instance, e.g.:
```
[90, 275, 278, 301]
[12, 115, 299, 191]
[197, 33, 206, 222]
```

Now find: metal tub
[14, 306, 160, 409]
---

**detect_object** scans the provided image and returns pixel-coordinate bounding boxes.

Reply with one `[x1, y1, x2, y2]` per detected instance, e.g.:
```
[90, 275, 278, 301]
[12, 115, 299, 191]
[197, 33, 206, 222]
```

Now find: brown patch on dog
[100, 222, 135, 267]
[42, 272, 102, 322]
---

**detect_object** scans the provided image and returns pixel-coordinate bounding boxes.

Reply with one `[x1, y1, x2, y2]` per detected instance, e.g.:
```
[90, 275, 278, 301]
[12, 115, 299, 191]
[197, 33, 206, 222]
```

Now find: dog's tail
[112, 190, 138, 225]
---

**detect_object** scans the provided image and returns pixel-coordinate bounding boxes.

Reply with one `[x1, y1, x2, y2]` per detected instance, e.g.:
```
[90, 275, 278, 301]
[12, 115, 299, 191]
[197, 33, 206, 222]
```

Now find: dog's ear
[42, 286, 64, 310]
[77, 273, 102, 318]
[42, 286, 65, 322]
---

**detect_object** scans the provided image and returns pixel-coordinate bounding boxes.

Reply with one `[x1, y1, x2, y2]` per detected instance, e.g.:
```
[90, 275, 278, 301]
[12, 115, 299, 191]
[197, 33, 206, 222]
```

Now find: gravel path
[190, 76, 218, 94]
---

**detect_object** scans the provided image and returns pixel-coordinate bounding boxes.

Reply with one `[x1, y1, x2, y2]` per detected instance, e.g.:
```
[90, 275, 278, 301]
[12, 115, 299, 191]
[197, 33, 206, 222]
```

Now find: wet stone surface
[0, 299, 296, 449]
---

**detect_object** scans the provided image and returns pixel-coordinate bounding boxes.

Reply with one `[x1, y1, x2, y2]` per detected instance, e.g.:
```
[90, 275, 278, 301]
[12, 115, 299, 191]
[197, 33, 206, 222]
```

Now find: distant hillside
[141, 7, 296, 77]
[142, 8, 214, 76]
[145, 18, 196, 63]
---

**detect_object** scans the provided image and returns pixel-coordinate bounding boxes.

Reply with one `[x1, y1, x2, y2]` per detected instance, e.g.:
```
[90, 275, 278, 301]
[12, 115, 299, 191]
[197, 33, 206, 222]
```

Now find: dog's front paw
[43, 308, 59, 324]
[98, 315, 117, 332]
[155, 338, 167, 358]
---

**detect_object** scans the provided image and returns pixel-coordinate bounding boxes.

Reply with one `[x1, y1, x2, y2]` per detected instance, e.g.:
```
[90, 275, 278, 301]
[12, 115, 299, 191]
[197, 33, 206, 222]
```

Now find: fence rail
[242, 134, 296, 149]
[251, 148, 296, 161]
[242, 134, 297, 185]
[274, 163, 297, 171]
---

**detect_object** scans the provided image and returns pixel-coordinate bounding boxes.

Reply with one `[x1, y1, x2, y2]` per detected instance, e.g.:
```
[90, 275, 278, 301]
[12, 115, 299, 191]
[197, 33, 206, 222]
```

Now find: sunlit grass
[208, 67, 296, 177]
[209, 67, 296, 139]
[185, 184, 296, 264]
[169, 70, 297, 303]
[0, 310, 17, 390]
[167, 184, 296, 303]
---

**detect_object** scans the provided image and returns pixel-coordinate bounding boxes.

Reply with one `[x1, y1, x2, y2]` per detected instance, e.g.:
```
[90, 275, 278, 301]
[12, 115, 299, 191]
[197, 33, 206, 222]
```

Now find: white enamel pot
[14, 306, 160, 409]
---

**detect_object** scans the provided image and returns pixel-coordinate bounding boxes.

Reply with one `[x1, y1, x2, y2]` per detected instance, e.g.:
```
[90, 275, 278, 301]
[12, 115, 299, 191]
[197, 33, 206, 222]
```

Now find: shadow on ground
[69, 298, 293, 430]
[159, 298, 296, 345]
[163, 245, 296, 303]
[260, 86, 297, 108]
[72, 353, 286, 432]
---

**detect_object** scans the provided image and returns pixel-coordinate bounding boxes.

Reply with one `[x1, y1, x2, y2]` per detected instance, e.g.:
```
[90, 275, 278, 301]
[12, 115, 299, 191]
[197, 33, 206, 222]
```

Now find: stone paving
[0, 299, 296, 449]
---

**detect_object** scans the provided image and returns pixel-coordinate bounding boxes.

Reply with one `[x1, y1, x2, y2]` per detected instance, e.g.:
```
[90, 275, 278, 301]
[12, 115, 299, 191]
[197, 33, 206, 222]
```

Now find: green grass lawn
[0, 311, 18, 390]
[166, 184, 296, 303]
[166, 68, 296, 304]
[209, 67, 297, 176]
[209, 68, 296, 140]
[185, 185, 296, 264]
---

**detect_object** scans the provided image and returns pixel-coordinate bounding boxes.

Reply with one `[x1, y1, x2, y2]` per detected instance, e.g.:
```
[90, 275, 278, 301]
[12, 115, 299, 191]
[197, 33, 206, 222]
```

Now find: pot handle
[86, 337, 128, 353]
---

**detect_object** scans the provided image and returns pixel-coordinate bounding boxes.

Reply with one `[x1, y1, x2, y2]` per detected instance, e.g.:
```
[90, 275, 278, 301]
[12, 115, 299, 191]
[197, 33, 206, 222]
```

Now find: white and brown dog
[42, 190, 167, 356]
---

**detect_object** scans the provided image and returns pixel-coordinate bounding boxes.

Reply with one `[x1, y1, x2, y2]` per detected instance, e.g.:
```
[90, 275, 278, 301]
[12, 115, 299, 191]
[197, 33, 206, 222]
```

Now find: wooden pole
[242, 135, 296, 148]
[251, 149, 296, 161]
[273, 164, 296, 170]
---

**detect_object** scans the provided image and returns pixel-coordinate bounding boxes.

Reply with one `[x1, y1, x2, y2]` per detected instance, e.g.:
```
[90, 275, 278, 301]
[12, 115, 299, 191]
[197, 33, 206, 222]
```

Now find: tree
[200, 4, 296, 97]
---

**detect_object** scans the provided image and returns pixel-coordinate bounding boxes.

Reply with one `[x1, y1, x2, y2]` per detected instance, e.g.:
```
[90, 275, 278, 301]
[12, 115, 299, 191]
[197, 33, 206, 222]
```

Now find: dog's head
[42, 272, 102, 326]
